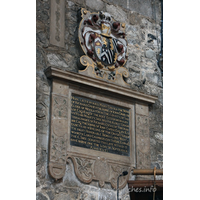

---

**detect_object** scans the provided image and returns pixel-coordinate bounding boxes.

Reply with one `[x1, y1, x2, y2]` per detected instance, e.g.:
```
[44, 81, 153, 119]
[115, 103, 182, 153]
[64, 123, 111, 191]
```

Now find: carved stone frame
[45, 67, 157, 189]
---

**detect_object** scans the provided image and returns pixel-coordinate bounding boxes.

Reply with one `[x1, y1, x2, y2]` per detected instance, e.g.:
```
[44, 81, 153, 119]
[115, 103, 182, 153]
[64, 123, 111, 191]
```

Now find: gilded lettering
[70, 95, 130, 155]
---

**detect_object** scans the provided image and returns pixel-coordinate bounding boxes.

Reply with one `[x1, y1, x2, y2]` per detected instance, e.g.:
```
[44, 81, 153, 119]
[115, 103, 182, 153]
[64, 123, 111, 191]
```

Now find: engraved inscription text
[70, 95, 130, 156]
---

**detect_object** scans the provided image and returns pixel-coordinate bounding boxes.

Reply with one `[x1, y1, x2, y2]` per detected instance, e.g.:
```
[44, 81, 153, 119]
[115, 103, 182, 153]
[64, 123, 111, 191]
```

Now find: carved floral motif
[49, 93, 68, 180]
[50, 134, 67, 164]
[69, 156, 130, 189]
[52, 95, 68, 118]
[70, 156, 94, 183]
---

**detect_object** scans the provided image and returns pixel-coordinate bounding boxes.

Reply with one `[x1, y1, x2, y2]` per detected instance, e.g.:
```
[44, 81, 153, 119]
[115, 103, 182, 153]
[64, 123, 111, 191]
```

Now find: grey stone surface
[151, 162, 161, 169]
[146, 72, 158, 85]
[128, 11, 142, 26]
[36, 193, 48, 200]
[128, 0, 161, 21]
[36, 134, 48, 150]
[37, 32, 49, 48]
[36, 179, 40, 187]
[126, 25, 141, 45]
[158, 154, 163, 162]
[154, 132, 163, 141]
[63, 159, 82, 187]
[47, 53, 69, 68]
[47, 191, 55, 200]
[106, 0, 127, 9]
[36, 46, 47, 69]
[106, 4, 128, 22]
[145, 49, 156, 59]
[150, 138, 156, 146]
[98, 189, 116, 200]
[86, 0, 105, 11]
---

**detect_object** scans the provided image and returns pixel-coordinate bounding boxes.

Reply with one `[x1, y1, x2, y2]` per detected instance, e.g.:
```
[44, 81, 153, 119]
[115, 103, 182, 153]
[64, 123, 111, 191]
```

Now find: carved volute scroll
[78, 9, 130, 87]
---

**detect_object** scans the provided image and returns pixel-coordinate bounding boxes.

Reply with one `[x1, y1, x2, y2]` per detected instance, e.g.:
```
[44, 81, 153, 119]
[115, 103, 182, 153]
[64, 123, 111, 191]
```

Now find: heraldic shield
[78, 9, 129, 86]
[94, 35, 118, 66]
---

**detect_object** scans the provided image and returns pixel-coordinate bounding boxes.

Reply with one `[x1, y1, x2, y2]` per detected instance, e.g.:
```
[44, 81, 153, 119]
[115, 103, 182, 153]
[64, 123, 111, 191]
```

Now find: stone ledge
[45, 66, 158, 104]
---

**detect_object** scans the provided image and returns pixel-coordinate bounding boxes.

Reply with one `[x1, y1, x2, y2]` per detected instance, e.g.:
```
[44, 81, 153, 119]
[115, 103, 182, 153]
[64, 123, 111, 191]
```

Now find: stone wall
[36, 0, 163, 199]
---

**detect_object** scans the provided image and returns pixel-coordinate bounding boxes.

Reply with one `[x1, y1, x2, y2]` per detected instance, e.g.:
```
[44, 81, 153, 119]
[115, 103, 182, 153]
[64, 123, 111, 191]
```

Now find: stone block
[36, 46, 46, 67]
[52, 81, 69, 96]
[36, 77, 50, 95]
[157, 154, 163, 162]
[106, 4, 128, 22]
[54, 190, 79, 200]
[36, 193, 48, 200]
[37, 9, 49, 21]
[128, 12, 142, 26]
[86, 0, 105, 11]
[71, 0, 85, 6]
[36, 178, 40, 187]
[146, 72, 158, 85]
[136, 104, 149, 116]
[126, 24, 140, 45]
[154, 132, 163, 141]
[47, 191, 55, 200]
[47, 53, 69, 68]
[37, 32, 49, 48]
[129, 0, 153, 19]
[99, 189, 117, 200]
[36, 133, 48, 150]
[145, 49, 156, 59]
[106, 0, 127, 9]
[36, 119, 48, 135]
[36, 20, 46, 32]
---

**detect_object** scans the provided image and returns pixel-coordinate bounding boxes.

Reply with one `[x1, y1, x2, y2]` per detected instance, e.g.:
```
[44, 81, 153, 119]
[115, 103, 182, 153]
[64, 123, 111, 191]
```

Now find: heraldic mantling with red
[78, 9, 130, 87]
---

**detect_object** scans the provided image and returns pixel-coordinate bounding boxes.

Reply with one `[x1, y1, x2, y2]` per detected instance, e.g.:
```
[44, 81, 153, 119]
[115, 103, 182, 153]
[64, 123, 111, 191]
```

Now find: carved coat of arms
[78, 9, 129, 86]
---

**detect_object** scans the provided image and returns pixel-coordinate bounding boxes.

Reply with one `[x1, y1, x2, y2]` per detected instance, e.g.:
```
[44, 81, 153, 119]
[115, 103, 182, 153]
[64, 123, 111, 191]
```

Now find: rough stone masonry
[36, 0, 163, 199]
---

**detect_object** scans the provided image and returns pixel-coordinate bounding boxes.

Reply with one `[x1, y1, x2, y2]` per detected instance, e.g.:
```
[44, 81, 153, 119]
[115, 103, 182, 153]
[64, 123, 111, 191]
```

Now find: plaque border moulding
[45, 67, 158, 189]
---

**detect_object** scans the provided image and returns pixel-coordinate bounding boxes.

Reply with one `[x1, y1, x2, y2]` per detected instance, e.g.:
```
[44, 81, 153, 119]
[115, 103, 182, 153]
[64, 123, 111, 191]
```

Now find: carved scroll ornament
[68, 156, 130, 189]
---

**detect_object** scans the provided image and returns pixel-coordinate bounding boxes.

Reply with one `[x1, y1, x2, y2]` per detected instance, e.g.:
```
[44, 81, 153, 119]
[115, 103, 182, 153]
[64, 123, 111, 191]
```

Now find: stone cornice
[45, 67, 158, 104]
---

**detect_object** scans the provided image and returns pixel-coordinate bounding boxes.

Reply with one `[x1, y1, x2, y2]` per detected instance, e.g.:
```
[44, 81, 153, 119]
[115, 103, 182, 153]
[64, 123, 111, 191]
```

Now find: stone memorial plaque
[70, 95, 130, 156]
[45, 67, 157, 188]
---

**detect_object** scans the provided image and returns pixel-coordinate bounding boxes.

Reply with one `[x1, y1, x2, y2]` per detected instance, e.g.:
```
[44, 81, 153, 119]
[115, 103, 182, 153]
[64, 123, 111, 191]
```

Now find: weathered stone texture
[106, 4, 128, 22]
[107, 0, 128, 9]
[36, 0, 163, 199]
[36, 192, 48, 200]
[86, 0, 105, 11]
[129, 0, 161, 21]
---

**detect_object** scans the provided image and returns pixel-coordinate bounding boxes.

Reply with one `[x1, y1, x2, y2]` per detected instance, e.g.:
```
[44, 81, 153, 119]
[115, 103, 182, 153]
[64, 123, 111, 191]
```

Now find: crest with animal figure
[78, 9, 130, 87]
